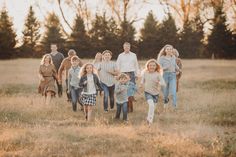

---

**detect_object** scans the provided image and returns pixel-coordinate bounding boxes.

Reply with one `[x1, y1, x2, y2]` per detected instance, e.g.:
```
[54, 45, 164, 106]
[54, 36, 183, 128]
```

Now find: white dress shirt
[116, 51, 140, 76]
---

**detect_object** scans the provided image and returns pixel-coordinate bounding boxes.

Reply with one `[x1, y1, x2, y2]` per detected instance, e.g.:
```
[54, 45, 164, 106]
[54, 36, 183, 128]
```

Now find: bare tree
[103, 0, 147, 24]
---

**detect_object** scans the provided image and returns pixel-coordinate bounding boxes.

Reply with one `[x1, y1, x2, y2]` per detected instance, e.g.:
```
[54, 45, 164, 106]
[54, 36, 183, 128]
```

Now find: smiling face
[123, 44, 130, 53]
[85, 64, 93, 74]
[103, 52, 112, 61]
[148, 61, 157, 72]
[165, 46, 173, 56]
[119, 77, 128, 84]
[44, 55, 51, 64]
[71, 59, 79, 67]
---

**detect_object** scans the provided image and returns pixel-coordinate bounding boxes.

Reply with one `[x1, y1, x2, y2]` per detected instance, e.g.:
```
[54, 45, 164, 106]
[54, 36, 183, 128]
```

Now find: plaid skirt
[80, 94, 97, 106]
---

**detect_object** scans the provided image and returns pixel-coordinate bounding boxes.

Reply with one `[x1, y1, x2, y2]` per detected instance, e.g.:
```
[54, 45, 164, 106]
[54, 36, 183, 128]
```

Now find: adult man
[50, 43, 64, 97]
[116, 42, 140, 112]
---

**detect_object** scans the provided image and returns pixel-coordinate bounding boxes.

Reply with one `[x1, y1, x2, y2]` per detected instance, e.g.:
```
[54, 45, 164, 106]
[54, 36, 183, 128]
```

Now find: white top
[116, 51, 140, 76]
[141, 71, 166, 95]
[98, 61, 117, 86]
[83, 74, 96, 95]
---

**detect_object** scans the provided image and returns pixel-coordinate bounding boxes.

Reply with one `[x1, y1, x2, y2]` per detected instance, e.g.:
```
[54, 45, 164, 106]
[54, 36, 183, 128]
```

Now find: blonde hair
[173, 49, 179, 57]
[144, 59, 162, 73]
[79, 63, 98, 78]
[117, 73, 129, 80]
[157, 44, 173, 61]
[102, 50, 112, 56]
[40, 54, 53, 65]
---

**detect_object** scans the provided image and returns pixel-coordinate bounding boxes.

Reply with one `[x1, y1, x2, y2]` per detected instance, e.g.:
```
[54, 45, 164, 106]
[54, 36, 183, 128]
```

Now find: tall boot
[130, 96, 134, 112]
[128, 97, 133, 113]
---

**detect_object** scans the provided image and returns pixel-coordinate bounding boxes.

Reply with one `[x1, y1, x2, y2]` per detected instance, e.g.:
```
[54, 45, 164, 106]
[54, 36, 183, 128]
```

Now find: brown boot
[128, 97, 134, 112]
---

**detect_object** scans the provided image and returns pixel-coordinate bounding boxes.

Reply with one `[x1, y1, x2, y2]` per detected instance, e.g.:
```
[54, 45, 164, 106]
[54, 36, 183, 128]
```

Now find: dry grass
[0, 59, 236, 157]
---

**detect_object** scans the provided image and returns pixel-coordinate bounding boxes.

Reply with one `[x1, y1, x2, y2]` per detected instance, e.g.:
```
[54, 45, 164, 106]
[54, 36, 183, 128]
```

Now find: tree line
[0, 1, 235, 59]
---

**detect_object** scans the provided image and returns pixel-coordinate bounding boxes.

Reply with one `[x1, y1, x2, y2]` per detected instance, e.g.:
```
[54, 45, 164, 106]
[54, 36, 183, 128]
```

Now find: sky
[0, 0, 166, 42]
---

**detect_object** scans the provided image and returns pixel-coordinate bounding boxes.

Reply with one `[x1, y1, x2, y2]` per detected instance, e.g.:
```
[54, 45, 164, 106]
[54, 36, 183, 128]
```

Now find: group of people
[38, 42, 182, 125]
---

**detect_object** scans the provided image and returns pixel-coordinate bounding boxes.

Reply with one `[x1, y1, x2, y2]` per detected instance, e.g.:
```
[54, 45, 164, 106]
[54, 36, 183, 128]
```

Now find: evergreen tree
[69, 15, 90, 57]
[0, 8, 17, 59]
[158, 13, 179, 49]
[89, 14, 119, 57]
[118, 20, 136, 49]
[176, 8, 206, 59]
[207, 3, 234, 58]
[21, 6, 40, 57]
[139, 11, 160, 58]
[41, 12, 65, 54]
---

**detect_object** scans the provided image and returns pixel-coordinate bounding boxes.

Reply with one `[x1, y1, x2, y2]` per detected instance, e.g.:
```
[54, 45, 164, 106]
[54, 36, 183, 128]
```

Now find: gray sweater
[158, 56, 179, 73]
[115, 83, 128, 104]
[50, 52, 64, 72]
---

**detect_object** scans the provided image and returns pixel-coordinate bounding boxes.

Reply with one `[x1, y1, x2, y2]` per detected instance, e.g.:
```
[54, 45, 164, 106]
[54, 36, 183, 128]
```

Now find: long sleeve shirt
[158, 56, 179, 73]
[141, 71, 166, 95]
[115, 83, 128, 104]
[68, 66, 81, 91]
[98, 61, 117, 86]
[50, 52, 64, 72]
[116, 51, 140, 76]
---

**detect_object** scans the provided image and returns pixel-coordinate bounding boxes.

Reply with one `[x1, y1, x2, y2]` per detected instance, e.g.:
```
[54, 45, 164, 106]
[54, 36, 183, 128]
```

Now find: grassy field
[0, 59, 236, 157]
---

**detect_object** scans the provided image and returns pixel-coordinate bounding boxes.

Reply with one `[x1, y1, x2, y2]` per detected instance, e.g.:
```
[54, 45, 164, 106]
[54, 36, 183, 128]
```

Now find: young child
[79, 63, 102, 121]
[173, 49, 182, 92]
[97, 50, 118, 112]
[93, 52, 102, 70]
[141, 59, 166, 125]
[115, 73, 129, 122]
[58, 49, 83, 102]
[157, 45, 180, 109]
[68, 56, 82, 111]
[38, 54, 58, 105]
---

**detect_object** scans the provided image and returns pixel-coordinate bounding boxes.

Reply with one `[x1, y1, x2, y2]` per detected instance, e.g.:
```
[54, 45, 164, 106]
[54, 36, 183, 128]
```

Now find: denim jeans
[124, 72, 136, 84]
[115, 102, 128, 121]
[162, 72, 177, 107]
[101, 82, 115, 111]
[71, 86, 83, 111]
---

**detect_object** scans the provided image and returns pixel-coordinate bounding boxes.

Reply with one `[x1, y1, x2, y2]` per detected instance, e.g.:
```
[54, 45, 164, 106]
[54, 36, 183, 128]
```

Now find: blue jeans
[124, 72, 136, 84]
[115, 102, 128, 121]
[145, 92, 159, 103]
[71, 86, 83, 111]
[101, 82, 115, 111]
[162, 72, 177, 107]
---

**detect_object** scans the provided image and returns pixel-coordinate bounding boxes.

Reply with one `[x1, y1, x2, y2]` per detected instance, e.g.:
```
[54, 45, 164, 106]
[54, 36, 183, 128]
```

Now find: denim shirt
[68, 66, 81, 91]
[79, 74, 103, 94]
[127, 81, 137, 97]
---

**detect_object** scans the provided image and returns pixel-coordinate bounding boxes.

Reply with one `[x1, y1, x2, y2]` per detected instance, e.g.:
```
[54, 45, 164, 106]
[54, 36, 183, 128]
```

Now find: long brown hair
[157, 44, 173, 61]
[78, 63, 98, 78]
[142, 59, 163, 76]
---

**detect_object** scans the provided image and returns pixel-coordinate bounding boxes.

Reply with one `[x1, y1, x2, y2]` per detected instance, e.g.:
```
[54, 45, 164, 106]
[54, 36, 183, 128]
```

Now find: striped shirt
[98, 61, 117, 86]
[141, 71, 166, 95]
[115, 83, 128, 104]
